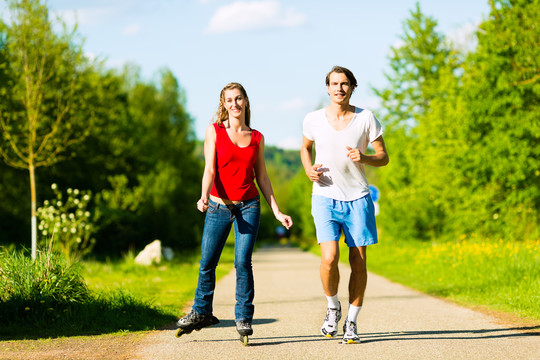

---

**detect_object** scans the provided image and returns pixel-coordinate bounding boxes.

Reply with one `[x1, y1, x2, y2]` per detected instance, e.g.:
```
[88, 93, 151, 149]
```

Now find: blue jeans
[192, 195, 260, 322]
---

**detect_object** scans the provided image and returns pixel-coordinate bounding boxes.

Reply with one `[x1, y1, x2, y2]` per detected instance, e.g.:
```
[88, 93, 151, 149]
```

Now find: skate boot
[236, 320, 253, 346]
[175, 309, 219, 337]
[342, 319, 360, 344]
[320, 302, 341, 337]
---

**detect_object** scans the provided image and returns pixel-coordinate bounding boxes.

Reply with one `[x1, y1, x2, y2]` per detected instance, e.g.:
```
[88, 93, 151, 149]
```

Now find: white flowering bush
[37, 183, 96, 262]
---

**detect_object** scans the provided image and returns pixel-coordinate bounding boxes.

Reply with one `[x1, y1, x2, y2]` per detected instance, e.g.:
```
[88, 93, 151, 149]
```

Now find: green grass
[307, 236, 540, 321]
[0, 238, 236, 339]
[82, 242, 235, 315]
[0, 249, 174, 339]
[369, 237, 540, 321]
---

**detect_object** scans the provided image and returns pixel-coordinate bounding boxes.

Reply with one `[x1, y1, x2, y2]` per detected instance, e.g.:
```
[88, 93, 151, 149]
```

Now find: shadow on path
[360, 325, 540, 344]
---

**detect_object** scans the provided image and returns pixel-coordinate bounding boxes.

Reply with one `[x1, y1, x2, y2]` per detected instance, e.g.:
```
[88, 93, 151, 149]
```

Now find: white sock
[347, 304, 362, 323]
[325, 294, 340, 310]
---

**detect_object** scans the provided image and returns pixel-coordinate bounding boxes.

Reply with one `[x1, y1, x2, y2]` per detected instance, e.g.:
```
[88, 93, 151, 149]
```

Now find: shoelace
[326, 308, 339, 324]
[344, 320, 357, 335]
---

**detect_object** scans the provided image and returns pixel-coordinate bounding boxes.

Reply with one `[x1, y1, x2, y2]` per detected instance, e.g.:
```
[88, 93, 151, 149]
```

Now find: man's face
[327, 72, 352, 105]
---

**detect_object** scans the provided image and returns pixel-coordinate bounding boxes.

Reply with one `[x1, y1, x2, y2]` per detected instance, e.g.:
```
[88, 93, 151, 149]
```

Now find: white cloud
[123, 23, 142, 36]
[206, 0, 306, 34]
[279, 97, 307, 111]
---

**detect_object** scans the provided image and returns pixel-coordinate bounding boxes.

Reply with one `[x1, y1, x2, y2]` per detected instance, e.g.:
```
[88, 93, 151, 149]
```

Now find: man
[300, 66, 389, 344]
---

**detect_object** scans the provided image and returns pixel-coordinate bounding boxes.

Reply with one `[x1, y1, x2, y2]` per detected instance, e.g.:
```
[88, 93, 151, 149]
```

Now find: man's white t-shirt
[303, 107, 383, 201]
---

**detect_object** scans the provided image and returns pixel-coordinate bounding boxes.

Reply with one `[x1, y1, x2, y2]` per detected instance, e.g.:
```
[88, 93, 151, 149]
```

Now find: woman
[176, 82, 293, 342]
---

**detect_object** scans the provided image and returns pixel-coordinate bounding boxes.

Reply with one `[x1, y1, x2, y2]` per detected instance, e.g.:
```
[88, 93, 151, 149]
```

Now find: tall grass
[0, 248, 175, 339]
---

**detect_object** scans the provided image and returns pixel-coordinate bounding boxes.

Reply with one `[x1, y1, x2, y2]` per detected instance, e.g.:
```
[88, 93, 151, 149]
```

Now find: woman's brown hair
[213, 82, 251, 127]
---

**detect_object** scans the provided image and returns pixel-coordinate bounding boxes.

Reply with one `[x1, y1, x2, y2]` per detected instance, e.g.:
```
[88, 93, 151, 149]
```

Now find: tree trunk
[30, 163, 37, 259]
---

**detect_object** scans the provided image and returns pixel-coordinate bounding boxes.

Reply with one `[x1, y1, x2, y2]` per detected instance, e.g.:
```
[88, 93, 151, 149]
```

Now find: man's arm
[301, 136, 323, 182]
[346, 135, 389, 167]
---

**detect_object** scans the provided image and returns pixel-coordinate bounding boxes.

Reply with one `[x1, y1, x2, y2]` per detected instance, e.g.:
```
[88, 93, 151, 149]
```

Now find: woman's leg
[232, 196, 260, 322]
[192, 201, 232, 315]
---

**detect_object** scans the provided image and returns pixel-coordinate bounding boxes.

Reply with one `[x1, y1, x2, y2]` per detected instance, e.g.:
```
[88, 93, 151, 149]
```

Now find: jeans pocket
[207, 202, 218, 214]
[246, 198, 260, 210]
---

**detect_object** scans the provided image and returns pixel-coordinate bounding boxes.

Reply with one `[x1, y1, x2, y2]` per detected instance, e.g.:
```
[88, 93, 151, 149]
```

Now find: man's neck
[326, 102, 354, 117]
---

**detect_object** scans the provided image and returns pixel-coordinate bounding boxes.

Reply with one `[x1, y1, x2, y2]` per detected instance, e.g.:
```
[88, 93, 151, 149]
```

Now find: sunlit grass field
[310, 238, 540, 322]
[368, 237, 540, 321]
[306, 236, 540, 321]
[82, 242, 236, 318]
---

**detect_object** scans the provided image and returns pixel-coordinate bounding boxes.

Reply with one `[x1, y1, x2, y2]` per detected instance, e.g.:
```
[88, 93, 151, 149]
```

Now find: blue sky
[4, 0, 490, 149]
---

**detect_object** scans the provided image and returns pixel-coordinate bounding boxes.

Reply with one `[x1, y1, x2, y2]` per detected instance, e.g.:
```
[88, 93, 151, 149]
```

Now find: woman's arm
[254, 135, 293, 229]
[197, 124, 217, 212]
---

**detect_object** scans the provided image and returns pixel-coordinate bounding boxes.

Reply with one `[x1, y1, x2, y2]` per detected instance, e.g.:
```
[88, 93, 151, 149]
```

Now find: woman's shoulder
[250, 128, 263, 144]
[205, 123, 219, 140]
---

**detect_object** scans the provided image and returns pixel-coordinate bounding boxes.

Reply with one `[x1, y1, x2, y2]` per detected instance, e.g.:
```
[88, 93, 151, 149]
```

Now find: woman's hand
[197, 198, 209, 212]
[275, 212, 293, 229]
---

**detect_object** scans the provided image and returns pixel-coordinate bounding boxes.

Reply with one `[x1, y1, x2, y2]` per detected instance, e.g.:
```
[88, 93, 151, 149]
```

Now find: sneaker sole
[321, 329, 337, 337]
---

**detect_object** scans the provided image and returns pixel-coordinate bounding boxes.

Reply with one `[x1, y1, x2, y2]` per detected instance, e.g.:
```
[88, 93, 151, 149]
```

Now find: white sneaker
[320, 302, 341, 337]
[342, 319, 360, 344]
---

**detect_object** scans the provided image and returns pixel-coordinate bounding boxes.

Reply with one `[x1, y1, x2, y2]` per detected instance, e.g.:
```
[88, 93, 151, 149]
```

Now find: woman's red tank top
[210, 123, 262, 201]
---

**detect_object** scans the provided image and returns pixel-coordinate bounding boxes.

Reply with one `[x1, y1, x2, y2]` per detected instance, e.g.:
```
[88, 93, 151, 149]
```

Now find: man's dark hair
[325, 66, 358, 93]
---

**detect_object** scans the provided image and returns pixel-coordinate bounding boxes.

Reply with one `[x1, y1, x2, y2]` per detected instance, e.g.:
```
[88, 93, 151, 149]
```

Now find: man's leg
[319, 241, 342, 337]
[320, 241, 340, 297]
[348, 246, 367, 306]
[341, 245, 367, 344]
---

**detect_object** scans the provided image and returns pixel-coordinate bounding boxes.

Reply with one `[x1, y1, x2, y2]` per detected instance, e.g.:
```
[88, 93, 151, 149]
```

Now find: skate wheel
[176, 329, 185, 338]
[240, 335, 249, 346]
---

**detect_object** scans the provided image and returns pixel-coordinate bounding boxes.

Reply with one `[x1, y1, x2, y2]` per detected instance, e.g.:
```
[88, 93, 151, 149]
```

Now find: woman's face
[223, 88, 247, 120]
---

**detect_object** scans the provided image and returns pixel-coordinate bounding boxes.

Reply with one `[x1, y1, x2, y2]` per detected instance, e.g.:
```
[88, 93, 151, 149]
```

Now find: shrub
[37, 183, 97, 261]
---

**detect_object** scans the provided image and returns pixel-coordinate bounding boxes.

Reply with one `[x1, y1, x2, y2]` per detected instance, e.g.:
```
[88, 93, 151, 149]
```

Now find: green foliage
[373, 4, 457, 241]
[0, 248, 175, 338]
[373, 1, 539, 243]
[0, 0, 102, 255]
[37, 183, 97, 261]
[0, 1, 203, 256]
[454, 0, 540, 240]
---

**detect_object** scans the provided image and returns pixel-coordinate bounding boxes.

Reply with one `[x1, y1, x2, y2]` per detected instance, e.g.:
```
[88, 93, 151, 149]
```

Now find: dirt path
[2, 245, 538, 359]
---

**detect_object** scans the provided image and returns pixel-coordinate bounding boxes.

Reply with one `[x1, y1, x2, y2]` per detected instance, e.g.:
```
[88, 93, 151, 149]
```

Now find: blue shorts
[311, 194, 378, 247]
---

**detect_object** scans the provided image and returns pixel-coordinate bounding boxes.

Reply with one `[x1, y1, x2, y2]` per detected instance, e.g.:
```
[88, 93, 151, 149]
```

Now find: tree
[0, 0, 96, 258]
[372, 3, 459, 241]
[457, 0, 540, 240]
